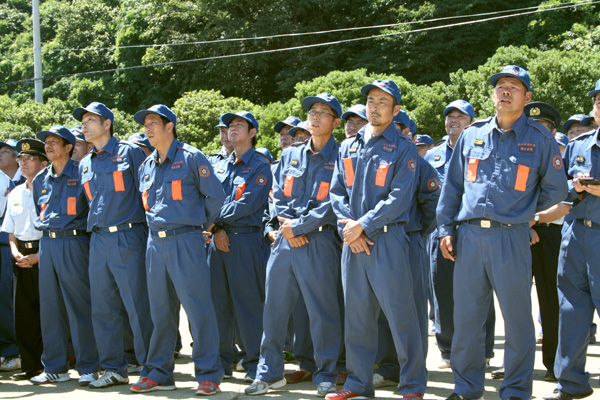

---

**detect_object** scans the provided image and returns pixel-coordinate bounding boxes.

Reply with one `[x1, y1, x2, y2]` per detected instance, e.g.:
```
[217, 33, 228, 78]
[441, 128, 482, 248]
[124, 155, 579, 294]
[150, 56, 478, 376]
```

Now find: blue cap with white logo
[36, 125, 76, 147]
[562, 114, 593, 132]
[0, 139, 17, 151]
[288, 121, 310, 137]
[73, 102, 114, 124]
[128, 133, 154, 151]
[221, 111, 259, 131]
[415, 134, 433, 146]
[274, 116, 301, 133]
[393, 110, 411, 127]
[341, 104, 367, 121]
[555, 132, 569, 148]
[134, 104, 177, 128]
[444, 100, 475, 119]
[361, 79, 402, 104]
[70, 126, 86, 142]
[302, 93, 343, 118]
[588, 78, 600, 98]
[489, 65, 531, 91]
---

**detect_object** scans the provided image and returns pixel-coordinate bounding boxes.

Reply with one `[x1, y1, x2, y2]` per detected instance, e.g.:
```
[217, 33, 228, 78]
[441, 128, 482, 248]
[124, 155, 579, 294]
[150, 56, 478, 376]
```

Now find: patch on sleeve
[427, 177, 439, 191]
[552, 155, 563, 170]
[256, 175, 267, 186]
[199, 165, 211, 177]
[408, 159, 417, 173]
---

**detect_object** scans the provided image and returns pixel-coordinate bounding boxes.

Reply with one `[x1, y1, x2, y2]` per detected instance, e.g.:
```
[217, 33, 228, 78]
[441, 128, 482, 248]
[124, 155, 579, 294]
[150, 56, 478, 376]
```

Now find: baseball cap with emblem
[288, 121, 310, 137]
[36, 125, 76, 147]
[555, 132, 569, 148]
[70, 126, 86, 142]
[524, 101, 561, 128]
[73, 102, 114, 124]
[274, 116, 301, 133]
[128, 133, 155, 151]
[134, 104, 177, 128]
[393, 110, 411, 127]
[489, 65, 531, 91]
[341, 104, 368, 121]
[17, 138, 48, 161]
[0, 139, 17, 151]
[361, 79, 402, 104]
[415, 134, 434, 146]
[562, 114, 593, 132]
[302, 93, 343, 118]
[444, 100, 475, 119]
[221, 111, 259, 131]
[588, 77, 600, 98]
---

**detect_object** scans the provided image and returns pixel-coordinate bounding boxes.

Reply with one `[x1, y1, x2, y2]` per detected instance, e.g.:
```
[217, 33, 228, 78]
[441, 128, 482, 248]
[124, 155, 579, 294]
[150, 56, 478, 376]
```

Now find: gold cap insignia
[530, 107, 541, 116]
[22, 143, 30, 150]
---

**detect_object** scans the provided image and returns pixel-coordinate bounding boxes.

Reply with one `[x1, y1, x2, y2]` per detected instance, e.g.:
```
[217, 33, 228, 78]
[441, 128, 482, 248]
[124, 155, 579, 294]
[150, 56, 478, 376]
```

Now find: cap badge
[530, 107, 541, 116]
[22, 143, 30, 151]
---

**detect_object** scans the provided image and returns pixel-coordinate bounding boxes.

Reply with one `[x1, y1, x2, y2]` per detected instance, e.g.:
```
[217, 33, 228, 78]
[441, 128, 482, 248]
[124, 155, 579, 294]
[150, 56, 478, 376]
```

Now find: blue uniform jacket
[437, 114, 568, 238]
[272, 135, 339, 237]
[138, 139, 225, 231]
[32, 159, 89, 231]
[213, 147, 272, 229]
[330, 122, 418, 238]
[79, 136, 147, 230]
[563, 127, 600, 224]
[425, 141, 454, 185]
[406, 155, 440, 235]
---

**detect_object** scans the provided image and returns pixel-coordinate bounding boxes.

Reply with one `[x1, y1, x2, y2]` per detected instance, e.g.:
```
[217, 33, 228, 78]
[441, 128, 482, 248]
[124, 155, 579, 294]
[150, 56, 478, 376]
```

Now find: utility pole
[32, 0, 43, 103]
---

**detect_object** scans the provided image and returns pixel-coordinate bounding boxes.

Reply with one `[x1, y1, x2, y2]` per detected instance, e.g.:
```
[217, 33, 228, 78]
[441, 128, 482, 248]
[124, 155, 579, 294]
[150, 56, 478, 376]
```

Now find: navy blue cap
[524, 101, 561, 128]
[444, 100, 475, 119]
[588, 78, 600, 98]
[255, 147, 274, 164]
[415, 134, 433, 146]
[341, 104, 367, 121]
[361, 79, 402, 104]
[288, 121, 310, 137]
[409, 119, 417, 135]
[17, 138, 47, 160]
[221, 111, 259, 131]
[134, 104, 177, 128]
[274, 116, 301, 133]
[70, 126, 86, 142]
[0, 139, 17, 150]
[128, 133, 154, 151]
[489, 65, 531, 91]
[215, 114, 228, 129]
[302, 93, 343, 118]
[73, 102, 114, 124]
[393, 110, 411, 126]
[562, 114, 593, 132]
[36, 125, 76, 147]
[555, 132, 569, 148]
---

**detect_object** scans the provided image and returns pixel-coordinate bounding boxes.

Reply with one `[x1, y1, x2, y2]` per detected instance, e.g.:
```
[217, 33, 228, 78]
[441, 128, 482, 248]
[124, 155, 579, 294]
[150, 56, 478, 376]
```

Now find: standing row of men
[0, 65, 599, 400]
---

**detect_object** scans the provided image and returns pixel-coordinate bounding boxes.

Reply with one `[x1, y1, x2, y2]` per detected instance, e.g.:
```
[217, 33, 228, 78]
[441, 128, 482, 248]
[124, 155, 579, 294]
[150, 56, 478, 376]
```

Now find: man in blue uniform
[31, 126, 100, 385]
[130, 104, 226, 395]
[543, 78, 600, 400]
[208, 114, 234, 166]
[73, 102, 152, 389]
[328, 79, 426, 400]
[207, 111, 272, 382]
[437, 65, 568, 400]
[425, 100, 496, 371]
[245, 93, 343, 397]
[342, 105, 368, 139]
[563, 114, 593, 141]
[274, 116, 301, 150]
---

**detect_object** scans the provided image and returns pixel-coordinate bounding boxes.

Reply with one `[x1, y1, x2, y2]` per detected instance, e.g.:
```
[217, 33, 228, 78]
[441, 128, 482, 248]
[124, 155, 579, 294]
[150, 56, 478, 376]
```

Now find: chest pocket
[428, 154, 445, 170]
[232, 176, 246, 201]
[510, 154, 540, 192]
[463, 145, 492, 183]
[343, 157, 357, 187]
[107, 162, 130, 193]
[283, 167, 304, 197]
[165, 168, 188, 201]
[374, 158, 395, 187]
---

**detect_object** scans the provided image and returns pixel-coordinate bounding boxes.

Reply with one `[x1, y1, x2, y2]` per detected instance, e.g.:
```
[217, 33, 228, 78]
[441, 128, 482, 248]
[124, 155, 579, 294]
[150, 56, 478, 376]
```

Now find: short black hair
[98, 115, 114, 136]
[159, 115, 177, 138]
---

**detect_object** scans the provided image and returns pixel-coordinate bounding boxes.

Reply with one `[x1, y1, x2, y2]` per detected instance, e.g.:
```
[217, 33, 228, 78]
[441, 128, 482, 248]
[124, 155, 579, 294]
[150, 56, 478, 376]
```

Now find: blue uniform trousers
[257, 229, 341, 385]
[452, 223, 534, 400]
[38, 234, 99, 374]
[208, 231, 265, 375]
[89, 224, 152, 377]
[555, 220, 600, 396]
[293, 293, 317, 373]
[145, 230, 223, 385]
[430, 229, 496, 360]
[0, 245, 18, 358]
[375, 231, 429, 381]
[342, 226, 427, 397]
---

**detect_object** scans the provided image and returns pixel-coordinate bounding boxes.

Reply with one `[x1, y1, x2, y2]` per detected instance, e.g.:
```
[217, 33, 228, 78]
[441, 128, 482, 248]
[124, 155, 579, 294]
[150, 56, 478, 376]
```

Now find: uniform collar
[229, 146, 256, 165]
[305, 135, 337, 160]
[356, 122, 396, 143]
[92, 136, 119, 157]
[587, 128, 600, 150]
[50, 158, 78, 179]
[492, 113, 528, 136]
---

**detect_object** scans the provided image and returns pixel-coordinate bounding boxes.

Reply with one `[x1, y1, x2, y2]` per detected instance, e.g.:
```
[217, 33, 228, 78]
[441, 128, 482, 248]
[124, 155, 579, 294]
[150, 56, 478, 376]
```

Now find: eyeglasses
[17, 156, 41, 163]
[308, 110, 336, 119]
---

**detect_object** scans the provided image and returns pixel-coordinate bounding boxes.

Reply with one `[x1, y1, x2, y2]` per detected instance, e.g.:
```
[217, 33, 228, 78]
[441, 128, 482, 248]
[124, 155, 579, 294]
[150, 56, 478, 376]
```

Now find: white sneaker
[437, 358, 451, 369]
[317, 381, 336, 397]
[127, 364, 144, 374]
[485, 358, 491, 368]
[30, 371, 71, 384]
[0, 356, 21, 371]
[245, 378, 286, 395]
[79, 372, 99, 386]
[89, 370, 129, 389]
[372, 373, 395, 388]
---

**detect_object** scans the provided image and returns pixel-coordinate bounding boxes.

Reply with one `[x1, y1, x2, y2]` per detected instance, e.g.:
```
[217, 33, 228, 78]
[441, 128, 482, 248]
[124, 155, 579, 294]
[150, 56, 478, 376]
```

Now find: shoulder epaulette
[525, 119, 554, 141]
[254, 152, 271, 165]
[469, 117, 493, 127]
[570, 129, 596, 142]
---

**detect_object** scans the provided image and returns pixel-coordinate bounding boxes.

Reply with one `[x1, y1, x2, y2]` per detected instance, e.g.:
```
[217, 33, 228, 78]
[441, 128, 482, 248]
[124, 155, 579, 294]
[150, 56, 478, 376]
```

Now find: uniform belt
[224, 226, 261, 235]
[150, 225, 199, 238]
[18, 240, 39, 249]
[464, 219, 513, 229]
[577, 218, 600, 229]
[93, 222, 142, 233]
[316, 225, 335, 232]
[381, 222, 404, 233]
[43, 229, 88, 239]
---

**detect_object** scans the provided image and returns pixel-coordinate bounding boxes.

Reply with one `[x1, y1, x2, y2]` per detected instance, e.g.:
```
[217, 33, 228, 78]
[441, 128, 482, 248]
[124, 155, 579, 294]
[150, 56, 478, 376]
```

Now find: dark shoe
[543, 388, 594, 400]
[284, 369, 312, 384]
[589, 333, 596, 344]
[491, 367, 504, 379]
[544, 370, 558, 382]
[12, 371, 41, 381]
